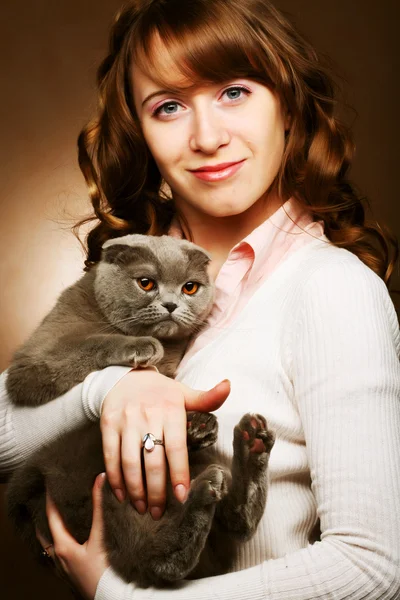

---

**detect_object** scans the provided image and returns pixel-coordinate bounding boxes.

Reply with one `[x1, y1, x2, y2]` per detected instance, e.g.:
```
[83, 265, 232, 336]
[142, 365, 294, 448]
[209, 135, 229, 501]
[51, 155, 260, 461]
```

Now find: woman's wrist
[82, 366, 134, 421]
[83, 365, 161, 421]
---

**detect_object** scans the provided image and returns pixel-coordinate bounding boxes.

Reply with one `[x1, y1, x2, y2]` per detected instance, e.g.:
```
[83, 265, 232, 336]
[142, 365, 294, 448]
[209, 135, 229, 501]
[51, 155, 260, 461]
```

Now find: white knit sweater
[1, 237, 399, 599]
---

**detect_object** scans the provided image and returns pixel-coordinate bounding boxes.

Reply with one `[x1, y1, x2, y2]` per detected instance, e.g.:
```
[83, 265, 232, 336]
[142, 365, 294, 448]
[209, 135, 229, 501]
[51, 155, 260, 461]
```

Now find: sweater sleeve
[95, 258, 400, 600]
[0, 365, 132, 477]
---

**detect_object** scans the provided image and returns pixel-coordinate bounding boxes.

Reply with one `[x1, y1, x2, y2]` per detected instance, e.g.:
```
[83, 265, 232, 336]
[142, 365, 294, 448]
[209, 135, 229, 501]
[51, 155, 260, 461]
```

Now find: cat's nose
[163, 302, 178, 313]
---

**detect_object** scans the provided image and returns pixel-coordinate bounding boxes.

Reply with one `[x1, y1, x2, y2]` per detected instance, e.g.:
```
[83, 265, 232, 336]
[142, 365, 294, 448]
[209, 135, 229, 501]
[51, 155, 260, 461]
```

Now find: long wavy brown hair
[75, 0, 398, 292]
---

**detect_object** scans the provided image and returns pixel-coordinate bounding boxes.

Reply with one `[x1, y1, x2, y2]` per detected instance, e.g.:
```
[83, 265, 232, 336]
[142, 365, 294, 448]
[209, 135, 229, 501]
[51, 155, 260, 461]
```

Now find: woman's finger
[100, 423, 125, 502]
[121, 428, 147, 512]
[182, 379, 231, 412]
[36, 527, 51, 549]
[45, 492, 77, 569]
[36, 527, 56, 562]
[88, 473, 106, 546]
[143, 432, 167, 520]
[164, 407, 190, 503]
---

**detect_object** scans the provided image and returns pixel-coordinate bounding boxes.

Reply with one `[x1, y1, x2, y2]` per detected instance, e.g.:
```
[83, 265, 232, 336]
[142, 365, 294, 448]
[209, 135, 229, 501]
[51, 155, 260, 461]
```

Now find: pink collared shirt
[175, 198, 325, 368]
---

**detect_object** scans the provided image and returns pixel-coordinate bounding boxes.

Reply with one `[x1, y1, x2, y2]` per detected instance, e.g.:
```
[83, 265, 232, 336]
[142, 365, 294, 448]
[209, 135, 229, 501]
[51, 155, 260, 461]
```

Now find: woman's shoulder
[297, 237, 388, 294]
[293, 239, 399, 342]
[263, 236, 397, 326]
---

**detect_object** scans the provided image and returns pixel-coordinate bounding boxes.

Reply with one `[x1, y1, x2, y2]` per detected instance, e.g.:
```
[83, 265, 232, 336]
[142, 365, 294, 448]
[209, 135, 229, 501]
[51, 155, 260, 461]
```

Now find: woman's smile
[188, 159, 246, 182]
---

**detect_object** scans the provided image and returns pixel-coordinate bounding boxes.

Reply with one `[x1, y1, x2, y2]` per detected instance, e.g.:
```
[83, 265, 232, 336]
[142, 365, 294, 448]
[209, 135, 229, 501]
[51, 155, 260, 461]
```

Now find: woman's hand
[37, 473, 109, 600]
[101, 369, 230, 519]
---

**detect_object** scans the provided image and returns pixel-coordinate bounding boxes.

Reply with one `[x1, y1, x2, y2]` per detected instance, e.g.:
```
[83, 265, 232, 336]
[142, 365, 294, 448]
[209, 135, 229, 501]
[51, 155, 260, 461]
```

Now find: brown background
[0, 1, 398, 598]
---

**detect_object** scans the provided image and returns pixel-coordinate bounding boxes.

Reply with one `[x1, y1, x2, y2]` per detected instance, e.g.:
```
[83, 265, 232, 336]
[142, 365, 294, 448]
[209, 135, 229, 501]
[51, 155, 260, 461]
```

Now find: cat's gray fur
[6, 234, 275, 588]
[6, 234, 214, 406]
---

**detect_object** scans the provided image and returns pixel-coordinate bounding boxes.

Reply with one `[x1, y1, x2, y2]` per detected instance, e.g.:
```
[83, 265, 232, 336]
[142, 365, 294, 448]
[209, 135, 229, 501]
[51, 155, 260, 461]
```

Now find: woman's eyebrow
[142, 90, 174, 107]
[142, 84, 193, 107]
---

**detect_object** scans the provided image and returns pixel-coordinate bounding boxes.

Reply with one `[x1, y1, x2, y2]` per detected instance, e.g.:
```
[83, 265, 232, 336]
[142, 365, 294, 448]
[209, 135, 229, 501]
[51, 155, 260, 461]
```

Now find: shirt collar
[234, 197, 324, 286]
[169, 197, 324, 287]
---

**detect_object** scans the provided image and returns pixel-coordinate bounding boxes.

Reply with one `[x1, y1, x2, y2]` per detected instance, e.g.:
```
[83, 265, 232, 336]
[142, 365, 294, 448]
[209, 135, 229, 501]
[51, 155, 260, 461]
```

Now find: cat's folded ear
[101, 235, 154, 266]
[101, 242, 138, 266]
[101, 235, 211, 270]
[180, 241, 212, 270]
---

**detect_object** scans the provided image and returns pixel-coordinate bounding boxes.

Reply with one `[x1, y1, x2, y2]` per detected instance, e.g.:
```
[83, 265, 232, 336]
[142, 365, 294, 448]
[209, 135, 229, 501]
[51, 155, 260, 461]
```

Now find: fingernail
[115, 488, 125, 503]
[150, 506, 163, 521]
[97, 473, 106, 487]
[134, 500, 147, 515]
[175, 484, 187, 503]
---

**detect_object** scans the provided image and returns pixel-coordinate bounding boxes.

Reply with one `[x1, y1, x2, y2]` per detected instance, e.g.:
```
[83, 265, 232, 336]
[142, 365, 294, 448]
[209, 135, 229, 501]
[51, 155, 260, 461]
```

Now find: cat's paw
[234, 414, 275, 458]
[190, 465, 228, 506]
[123, 337, 164, 367]
[186, 412, 218, 450]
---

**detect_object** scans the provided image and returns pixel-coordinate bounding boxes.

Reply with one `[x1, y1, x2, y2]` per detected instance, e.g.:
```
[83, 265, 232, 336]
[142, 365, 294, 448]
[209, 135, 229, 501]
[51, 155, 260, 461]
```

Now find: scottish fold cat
[6, 234, 214, 406]
[6, 234, 275, 588]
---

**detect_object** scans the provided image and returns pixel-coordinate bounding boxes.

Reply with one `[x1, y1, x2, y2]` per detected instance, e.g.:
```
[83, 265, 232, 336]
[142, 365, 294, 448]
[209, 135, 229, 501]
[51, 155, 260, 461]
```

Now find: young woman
[1, 0, 399, 599]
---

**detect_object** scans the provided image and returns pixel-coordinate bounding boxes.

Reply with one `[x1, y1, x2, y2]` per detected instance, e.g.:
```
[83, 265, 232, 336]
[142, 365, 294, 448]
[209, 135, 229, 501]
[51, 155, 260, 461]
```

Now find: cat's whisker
[92, 315, 152, 335]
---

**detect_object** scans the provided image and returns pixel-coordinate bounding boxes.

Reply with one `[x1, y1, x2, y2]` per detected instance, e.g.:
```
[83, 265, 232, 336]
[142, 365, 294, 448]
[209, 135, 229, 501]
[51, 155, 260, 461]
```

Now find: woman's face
[132, 51, 290, 224]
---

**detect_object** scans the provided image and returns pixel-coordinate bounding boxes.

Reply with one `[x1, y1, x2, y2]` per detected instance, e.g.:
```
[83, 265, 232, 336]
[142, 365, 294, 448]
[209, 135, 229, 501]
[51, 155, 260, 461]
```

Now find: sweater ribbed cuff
[95, 564, 267, 600]
[95, 567, 133, 600]
[82, 366, 133, 421]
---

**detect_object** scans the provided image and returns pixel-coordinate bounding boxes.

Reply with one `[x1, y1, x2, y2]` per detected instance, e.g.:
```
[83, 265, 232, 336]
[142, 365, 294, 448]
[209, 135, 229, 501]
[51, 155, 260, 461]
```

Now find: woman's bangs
[130, 5, 275, 91]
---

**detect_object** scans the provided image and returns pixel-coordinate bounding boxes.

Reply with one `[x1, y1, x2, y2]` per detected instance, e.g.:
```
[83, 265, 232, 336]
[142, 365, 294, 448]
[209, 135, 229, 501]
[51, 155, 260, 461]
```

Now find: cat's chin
[151, 321, 181, 338]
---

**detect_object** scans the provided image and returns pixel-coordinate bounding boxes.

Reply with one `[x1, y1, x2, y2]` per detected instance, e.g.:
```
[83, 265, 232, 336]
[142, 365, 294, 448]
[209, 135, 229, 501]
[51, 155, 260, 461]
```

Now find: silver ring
[142, 433, 164, 452]
[41, 544, 53, 560]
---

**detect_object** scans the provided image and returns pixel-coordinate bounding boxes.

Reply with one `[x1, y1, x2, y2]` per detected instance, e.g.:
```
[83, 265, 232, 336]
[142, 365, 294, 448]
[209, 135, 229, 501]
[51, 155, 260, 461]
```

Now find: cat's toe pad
[236, 414, 275, 455]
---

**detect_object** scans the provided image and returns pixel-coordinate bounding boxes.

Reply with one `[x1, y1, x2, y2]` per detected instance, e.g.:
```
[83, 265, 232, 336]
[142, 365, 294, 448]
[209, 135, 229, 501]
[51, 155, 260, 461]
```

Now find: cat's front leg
[6, 333, 164, 407]
[103, 335, 164, 369]
[216, 413, 275, 540]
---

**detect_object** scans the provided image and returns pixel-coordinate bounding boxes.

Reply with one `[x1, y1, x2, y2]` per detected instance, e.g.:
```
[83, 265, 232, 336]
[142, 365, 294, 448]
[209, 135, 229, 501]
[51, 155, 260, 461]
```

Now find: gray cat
[6, 234, 275, 589]
[6, 234, 215, 406]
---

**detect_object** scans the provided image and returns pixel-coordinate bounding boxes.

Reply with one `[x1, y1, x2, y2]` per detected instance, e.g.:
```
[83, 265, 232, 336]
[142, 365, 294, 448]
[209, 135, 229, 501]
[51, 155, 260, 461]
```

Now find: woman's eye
[182, 282, 199, 295]
[223, 85, 251, 102]
[137, 278, 156, 291]
[152, 85, 250, 118]
[153, 101, 182, 117]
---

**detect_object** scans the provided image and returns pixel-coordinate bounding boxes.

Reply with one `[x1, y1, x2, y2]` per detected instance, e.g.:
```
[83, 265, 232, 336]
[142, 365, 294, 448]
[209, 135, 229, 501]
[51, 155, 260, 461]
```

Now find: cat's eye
[137, 278, 156, 291]
[182, 282, 199, 295]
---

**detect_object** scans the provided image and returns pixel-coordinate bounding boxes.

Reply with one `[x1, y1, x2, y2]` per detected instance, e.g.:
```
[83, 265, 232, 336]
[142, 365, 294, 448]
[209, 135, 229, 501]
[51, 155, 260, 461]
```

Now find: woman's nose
[189, 107, 230, 153]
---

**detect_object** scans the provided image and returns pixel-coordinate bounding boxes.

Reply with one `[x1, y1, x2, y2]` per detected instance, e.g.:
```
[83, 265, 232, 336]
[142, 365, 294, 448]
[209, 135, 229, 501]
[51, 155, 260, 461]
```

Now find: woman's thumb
[182, 379, 231, 412]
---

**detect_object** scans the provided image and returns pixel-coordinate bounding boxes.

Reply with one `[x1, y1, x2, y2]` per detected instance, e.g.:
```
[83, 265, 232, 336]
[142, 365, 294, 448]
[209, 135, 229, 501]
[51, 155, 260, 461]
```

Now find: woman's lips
[189, 160, 245, 182]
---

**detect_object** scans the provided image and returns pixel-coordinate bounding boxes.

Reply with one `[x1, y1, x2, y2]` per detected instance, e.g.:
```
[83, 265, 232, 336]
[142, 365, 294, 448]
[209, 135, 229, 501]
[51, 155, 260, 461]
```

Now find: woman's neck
[175, 192, 284, 277]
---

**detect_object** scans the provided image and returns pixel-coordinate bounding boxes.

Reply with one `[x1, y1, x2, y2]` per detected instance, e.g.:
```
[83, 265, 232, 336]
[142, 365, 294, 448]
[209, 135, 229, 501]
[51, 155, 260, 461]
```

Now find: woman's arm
[0, 365, 132, 478]
[1, 361, 230, 513]
[90, 259, 400, 599]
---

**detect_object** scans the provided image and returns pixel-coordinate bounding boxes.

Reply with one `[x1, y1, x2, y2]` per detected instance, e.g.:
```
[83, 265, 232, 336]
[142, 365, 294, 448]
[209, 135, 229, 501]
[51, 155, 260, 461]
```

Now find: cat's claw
[207, 467, 228, 501]
[124, 336, 164, 367]
[190, 465, 228, 505]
